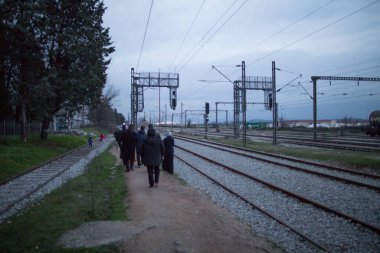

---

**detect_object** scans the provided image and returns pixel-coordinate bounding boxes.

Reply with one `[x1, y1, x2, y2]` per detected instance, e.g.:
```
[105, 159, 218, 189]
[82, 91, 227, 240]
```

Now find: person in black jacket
[162, 132, 174, 174]
[114, 128, 122, 147]
[120, 124, 138, 172]
[141, 127, 165, 187]
[136, 126, 147, 167]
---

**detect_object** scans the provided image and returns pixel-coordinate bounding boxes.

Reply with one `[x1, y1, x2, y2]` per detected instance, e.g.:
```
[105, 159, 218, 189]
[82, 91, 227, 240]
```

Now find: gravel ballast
[174, 140, 380, 253]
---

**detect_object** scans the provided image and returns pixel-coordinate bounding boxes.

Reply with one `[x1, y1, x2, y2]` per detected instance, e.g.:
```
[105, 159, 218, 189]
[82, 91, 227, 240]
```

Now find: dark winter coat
[163, 135, 174, 155]
[141, 134, 165, 166]
[120, 129, 138, 160]
[162, 135, 174, 173]
[136, 129, 147, 148]
[114, 130, 121, 146]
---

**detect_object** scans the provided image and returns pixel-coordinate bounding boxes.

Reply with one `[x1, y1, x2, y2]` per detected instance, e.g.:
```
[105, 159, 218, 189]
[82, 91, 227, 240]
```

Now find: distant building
[281, 119, 366, 128]
[51, 107, 90, 131]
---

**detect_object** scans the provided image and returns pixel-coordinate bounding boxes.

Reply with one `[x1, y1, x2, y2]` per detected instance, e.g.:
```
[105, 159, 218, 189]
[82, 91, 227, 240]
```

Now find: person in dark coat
[148, 123, 161, 139]
[136, 125, 147, 167]
[119, 124, 127, 164]
[114, 128, 122, 147]
[162, 132, 174, 174]
[120, 124, 138, 172]
[141, 128, 165, 187]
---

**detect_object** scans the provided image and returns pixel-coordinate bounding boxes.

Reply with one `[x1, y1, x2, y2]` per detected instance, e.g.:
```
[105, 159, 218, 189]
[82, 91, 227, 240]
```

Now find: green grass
[178, 132, 380, 172]
[0, 135, 87, 182]
[216, 137, 380, 171]
[80, 127, 108, 137]
[0, 146, 127, 253]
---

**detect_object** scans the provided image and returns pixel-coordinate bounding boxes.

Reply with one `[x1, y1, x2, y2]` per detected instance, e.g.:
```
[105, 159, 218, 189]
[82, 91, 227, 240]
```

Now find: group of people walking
[115, 123, 174, 188]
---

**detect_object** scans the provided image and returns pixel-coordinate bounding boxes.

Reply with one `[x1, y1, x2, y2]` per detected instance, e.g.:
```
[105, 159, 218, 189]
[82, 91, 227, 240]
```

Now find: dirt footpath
[59, 146, 283, 253]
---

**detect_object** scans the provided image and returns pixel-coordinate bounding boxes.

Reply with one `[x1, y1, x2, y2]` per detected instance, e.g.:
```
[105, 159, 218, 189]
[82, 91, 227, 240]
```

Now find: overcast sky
[103, 0, 380, 124]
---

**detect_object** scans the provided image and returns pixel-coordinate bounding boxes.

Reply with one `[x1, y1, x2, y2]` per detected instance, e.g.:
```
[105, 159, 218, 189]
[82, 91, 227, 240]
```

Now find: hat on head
[147, 128, 156, 136]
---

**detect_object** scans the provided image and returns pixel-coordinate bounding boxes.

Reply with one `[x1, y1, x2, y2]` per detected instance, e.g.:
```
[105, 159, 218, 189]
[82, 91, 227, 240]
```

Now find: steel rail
[174, 154, 333, 253]
[175, 145, 380, 235]
[0, 140, 107, 218]
[0, 144, 87, 186]
[175, 136, 380, 191]
[176, 135, 380, 180]
[174, 155, 332, 252]
[0, 154, 81, 216]
[178, 128, 380, 152]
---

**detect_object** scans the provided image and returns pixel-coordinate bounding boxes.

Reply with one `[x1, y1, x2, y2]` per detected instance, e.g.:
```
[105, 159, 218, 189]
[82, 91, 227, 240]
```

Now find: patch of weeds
[0, 146, 127, 253]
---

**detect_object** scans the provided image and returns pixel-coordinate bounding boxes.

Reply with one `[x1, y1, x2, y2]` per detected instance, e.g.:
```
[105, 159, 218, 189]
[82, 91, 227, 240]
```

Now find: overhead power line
[246, 0, 380, 67]
[217, 0, 336, 67]
[174, 0, 239, 71]
[137, 0, 154, 71]
[168, 0, 206, 71]
[177, 0, 248, 71]
[311, 58, 380, 76]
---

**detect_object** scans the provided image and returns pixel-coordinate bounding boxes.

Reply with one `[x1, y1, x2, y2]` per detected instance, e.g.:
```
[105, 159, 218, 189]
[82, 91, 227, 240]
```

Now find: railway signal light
[268, 94, 273, 110]
[171, 98, 176, 108]
[205, 102, 209, 115]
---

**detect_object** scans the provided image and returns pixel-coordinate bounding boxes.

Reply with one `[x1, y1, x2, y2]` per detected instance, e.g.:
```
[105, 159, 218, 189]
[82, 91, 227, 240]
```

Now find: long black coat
[120, 129, 138, 160]
[163, 135, 174, 155]
[163, 135, 174, 173]
[141, 135, 164, 166]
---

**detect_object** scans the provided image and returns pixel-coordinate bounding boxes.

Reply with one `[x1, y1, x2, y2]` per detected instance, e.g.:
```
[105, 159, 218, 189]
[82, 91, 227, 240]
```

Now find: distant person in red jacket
[99, 133, 105, 143]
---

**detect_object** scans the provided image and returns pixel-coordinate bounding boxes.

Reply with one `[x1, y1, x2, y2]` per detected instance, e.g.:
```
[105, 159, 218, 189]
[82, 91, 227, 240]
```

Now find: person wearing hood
[162, 132, 174, 174]
[136, 125, 147, 167]
[141, 127, 165, 187]
[120, 124, 138, 172]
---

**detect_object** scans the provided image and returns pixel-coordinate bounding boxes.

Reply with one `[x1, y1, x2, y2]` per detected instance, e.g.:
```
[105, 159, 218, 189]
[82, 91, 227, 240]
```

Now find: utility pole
[272, 61, 277, 145]
[181, 102, 183, 126]
[159, 85, 161, 126]
[165, 104, 167, 126]
[131, 68, 179, 128]
[310, 75, 380, 140]
[215, 102, 219, 131]
[236, 61, 246, 146]
[242, 61, 246, 146]
[205, 102, 209, 139]
[185, 110, 187, 127]
[212, 63, 272, 145]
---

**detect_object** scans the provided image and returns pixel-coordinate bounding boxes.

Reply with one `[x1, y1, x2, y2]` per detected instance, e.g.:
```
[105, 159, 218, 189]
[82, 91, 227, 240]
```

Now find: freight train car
[366, 110, 380, 137]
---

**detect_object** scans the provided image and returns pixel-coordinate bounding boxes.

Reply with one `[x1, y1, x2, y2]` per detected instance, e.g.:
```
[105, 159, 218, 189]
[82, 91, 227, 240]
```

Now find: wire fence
[1, 120, 42, 137]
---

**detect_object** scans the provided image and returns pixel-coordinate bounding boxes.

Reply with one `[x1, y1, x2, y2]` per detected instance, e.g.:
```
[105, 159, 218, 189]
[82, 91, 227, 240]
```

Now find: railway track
[174, 137, 380, 252]
[0, 138, 112, 222]
[177, 128, 380, 152]
[175, 136, 380, 190]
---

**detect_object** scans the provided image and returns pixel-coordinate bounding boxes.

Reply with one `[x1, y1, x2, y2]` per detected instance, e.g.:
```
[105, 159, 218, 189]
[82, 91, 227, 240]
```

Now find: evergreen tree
[0, 0, 114, 140]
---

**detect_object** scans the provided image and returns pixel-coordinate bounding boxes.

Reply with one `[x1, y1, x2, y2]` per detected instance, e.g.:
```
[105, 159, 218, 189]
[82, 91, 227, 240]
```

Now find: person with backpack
[141, 127, 165, 187]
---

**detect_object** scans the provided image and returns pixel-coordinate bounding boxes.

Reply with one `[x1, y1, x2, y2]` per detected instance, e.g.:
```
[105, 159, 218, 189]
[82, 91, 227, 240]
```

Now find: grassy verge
[178, 133, 380, 171]
[81, 127, 109, 137]
[217, 137, 380, 171]
[0, 135, 87, 182]
[0, 146, 127, 253]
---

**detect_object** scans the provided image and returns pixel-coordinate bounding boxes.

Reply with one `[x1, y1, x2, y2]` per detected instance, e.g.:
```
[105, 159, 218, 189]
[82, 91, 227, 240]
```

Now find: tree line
[0, 0, 122, 141]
